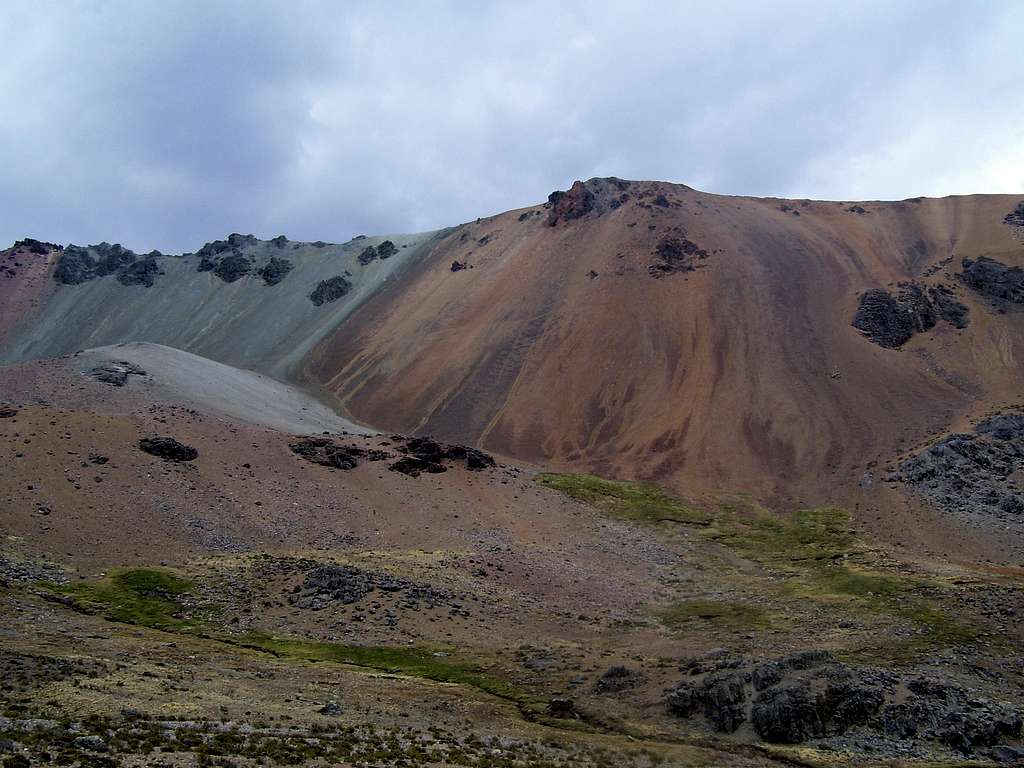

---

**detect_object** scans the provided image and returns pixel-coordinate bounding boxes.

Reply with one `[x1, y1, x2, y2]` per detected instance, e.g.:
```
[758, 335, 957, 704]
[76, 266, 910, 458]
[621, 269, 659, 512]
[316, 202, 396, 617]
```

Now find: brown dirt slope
[311, 179, 1024, 505]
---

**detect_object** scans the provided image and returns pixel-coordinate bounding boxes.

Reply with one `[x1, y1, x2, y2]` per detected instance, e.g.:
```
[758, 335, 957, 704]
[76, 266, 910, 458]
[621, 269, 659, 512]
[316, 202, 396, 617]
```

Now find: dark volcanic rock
[13, 238, 60, 254]
[390, 437, 495, 475]
[1005, 201, 1024, 229]
[960, 257, 1024, 309]
[211, 253, 251, 283]
[54, 245, 99, 284]
[594, 665, 644, 693]
[357, 245, 378, 265]
[376, 240, 398, 259]
[139, 437, 198, 462]
[87, 361, 147, 387]
[290, 564, 456, 611]
[116, 257, 161, 287]
[852, 283, 936, 348]
[389, 455, 447, 477]
[649, 232, 709, 277]
[547, 181, 595, 226]
[928, 284, 969, 328]
[0, 407, 17, 418]
[259, 257, 293, 286]
[288, 437, 372, 470]
[666, 650, 1019, 756]
[310, 276, 352, 306]
[56, 243, 162, 287]
[751, 683, 824, 743]
[451, 260, 466, 272]
[899, 411, 1024, 521]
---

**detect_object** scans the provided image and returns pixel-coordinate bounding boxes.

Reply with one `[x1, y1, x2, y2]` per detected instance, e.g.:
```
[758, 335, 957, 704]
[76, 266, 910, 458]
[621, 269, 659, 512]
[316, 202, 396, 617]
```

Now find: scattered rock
[648, 231, 709, 277]
[960, 257, 1024, 310]
[357, 246, 378, 265]
[319, 701, 342, 716]
[259, 257, 293, 286]
[451, 260, 466, 272]
[138, 437, 198, 462]
[310, 276, 352, 306]
[387, 437, 495, 476]
[377, 240, 398, 259]
[388, 456, 447, 477]
[290, 564, 456, 611]
[72, 735, 108, 752]
[288, 437, 384, 470]
[0, 407, 17, 418]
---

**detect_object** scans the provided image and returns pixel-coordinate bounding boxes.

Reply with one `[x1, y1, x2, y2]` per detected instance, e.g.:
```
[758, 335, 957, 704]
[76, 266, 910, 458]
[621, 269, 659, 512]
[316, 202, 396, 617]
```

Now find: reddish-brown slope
[311, 179, 1024, 505]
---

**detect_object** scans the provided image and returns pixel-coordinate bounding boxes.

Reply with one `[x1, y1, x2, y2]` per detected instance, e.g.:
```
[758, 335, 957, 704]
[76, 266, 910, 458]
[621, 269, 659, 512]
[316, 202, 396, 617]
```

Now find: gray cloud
[1, 0, 1020, 252]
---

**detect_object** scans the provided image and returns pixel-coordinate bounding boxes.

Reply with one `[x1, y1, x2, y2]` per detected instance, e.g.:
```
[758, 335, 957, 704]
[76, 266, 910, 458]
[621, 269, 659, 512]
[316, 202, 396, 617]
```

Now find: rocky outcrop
[377, 240, 398, 259]
[309, 276, 352, 306]
[1005, 201, 1024, 229]
[928, 284, 969, 328]
[648, 231, 709, 277]
[960, 257, 1024, 310]
[11, 238, 61, 255]
[288, 437, 387, 470]
[54, 243, 160, 287]
[116, 257, 161, 287]
[87, 361, 147, 387]
[388, 437, 496, 476]
[138, 437, 198, 462]
[547, 181, 595, 226]
[357, 246, 378, 265]
[594, 665, 644, 694]
[852, 283, 937, 348]
[258, 257, 293, 286]
[899, 411, 1024, 520]
[289, 564, 457, 611]
[665, 650, 1021, 756]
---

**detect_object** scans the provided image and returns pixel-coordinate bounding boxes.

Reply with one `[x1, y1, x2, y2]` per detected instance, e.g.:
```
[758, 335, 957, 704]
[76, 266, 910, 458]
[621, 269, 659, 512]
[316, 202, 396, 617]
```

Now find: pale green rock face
[0, 231, 443, 384]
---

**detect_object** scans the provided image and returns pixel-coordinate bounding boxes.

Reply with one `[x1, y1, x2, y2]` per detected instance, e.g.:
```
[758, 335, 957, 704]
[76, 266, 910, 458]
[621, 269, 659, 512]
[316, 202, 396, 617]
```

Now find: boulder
[310, 276, 352, 306]
[139, 437, 198, 462]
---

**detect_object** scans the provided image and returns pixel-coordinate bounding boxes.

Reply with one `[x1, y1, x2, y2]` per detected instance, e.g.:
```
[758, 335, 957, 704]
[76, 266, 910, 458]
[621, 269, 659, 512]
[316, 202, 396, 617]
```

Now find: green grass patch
[535, 473, 709, 525]
[658, 599, 770, 630]
[707, 507, 979, 657]
[238, 633, 537, 707]
[54, 567, 208, 631]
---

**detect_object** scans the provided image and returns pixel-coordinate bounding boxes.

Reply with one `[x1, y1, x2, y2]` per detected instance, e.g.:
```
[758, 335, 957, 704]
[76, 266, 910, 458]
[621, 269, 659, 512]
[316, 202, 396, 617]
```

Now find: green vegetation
[55, 567, 208, 631]
[707, 506, 979, 658]
[237, 633, 536, 707]
[535, 473, 709, 525]
[658, 599, 769, 630]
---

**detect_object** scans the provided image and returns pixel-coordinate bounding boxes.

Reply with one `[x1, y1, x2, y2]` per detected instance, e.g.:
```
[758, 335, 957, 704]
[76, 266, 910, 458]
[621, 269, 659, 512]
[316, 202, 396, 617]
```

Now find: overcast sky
[1, 1, 1021, 253]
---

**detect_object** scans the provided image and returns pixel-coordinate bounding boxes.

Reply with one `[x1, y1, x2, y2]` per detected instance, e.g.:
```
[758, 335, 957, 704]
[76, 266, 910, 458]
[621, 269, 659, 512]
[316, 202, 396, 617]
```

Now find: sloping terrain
[3, 354, 1024, 766]
[71, 342, 371, 435]
[313, 181, 1024, 516]
[0, 232, 442, 384]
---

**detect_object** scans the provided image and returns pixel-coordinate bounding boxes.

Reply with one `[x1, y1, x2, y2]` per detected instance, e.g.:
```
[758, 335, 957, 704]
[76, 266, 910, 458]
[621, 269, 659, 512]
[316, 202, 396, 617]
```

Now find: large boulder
[139, 437, 198, 462]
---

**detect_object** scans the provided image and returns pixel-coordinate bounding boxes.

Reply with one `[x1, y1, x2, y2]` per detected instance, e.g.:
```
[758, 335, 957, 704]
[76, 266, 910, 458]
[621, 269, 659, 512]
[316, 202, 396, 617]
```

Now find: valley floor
[2, 352, 1024, 767]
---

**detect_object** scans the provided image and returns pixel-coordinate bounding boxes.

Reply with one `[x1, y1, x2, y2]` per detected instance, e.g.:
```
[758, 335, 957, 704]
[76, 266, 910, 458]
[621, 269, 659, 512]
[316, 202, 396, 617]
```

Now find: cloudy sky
[1, 1, 1021, 253]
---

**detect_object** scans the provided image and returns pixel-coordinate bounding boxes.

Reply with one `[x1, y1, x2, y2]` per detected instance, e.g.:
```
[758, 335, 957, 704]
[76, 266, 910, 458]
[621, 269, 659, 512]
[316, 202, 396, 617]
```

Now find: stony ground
[3, 356, 1024, 766]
